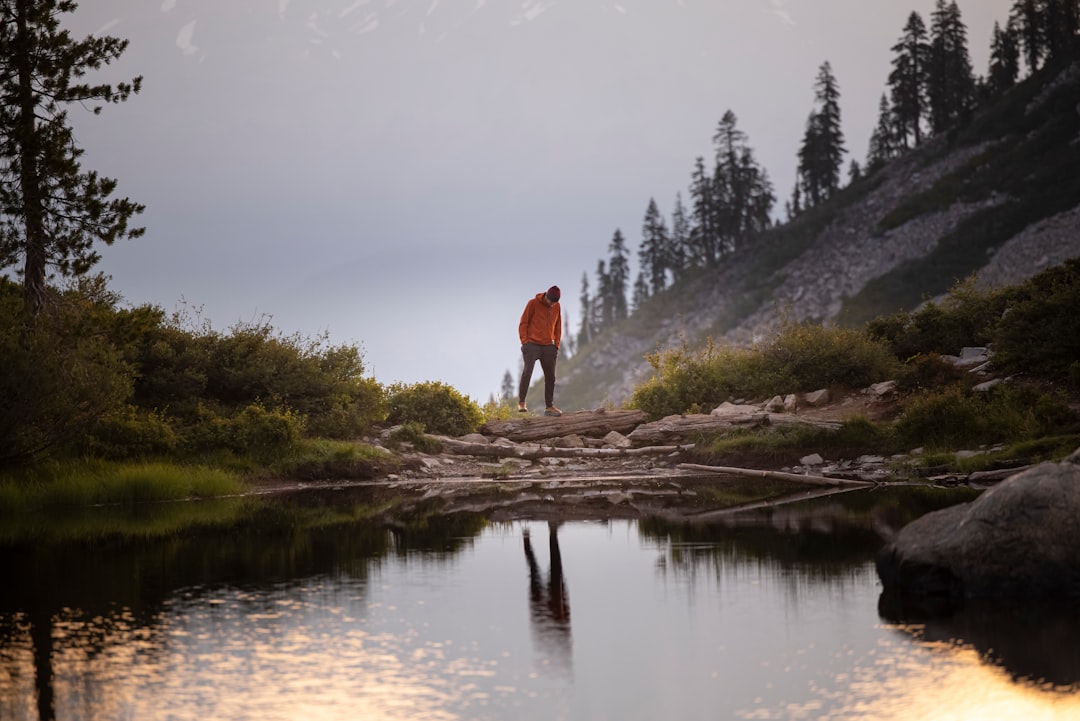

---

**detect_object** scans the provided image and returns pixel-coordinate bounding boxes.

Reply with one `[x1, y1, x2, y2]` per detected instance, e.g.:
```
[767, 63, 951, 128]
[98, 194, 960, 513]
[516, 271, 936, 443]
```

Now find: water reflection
[1, 483, 1079, 719]
[523, 522, 572, 677]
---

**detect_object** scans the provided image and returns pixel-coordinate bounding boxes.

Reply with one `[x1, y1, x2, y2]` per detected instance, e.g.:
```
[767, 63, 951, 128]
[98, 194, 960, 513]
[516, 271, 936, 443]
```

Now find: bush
[895, 352, 968, 394]
[385, 381, 483, 436]
[629, 323, 900, 419]
[894, 384, 1078, 450]
[386, 421, 444, 453]
[758, 321, 900, 391]
[231, 403, 304, 453]
[993, 258, 1080, 386]
[866, 276, 1006, 360]
[0, 278, 134, 466]
[84, 406, 179, 460]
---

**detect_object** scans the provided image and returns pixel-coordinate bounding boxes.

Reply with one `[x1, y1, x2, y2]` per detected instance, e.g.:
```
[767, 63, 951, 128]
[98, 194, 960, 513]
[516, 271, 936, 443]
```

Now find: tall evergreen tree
[867, 93, 900, 170]
[631, 272, 649, 314]
[500, 369, 515, 402]
[0, 0, 145, 315]
[668, 192, 690, 280]
[785, 181, 802, 221]
[988, 19, 1022, 95]
[576, 272, 592, 349]
[687, 156, 714, 266]
[606, 229, 630, 323]
[927, 0, 976, 134]
[889, 11, 931, 148]
[710, 110, 774, 256]
[1010, 0, 1046, 73]
[1042, 0, 1080, 63]
[639, 198, 669, 295]
[594, 259, 611, 330]
[797, 61, 845, 206]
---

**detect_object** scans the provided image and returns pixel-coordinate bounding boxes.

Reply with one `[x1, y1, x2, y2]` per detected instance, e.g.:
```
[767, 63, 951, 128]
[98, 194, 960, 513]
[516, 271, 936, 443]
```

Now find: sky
[62, 0, 1016, 403]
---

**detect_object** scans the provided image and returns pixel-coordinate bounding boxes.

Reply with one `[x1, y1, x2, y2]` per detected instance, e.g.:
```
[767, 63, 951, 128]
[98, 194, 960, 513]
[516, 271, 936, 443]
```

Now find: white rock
[603, 430, 633, 448]
[801, 453, 824, 466]
[804, 388, 830, 406]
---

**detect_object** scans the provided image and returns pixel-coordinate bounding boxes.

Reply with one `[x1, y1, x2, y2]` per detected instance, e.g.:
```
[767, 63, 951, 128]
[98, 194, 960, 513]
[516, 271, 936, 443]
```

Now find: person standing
[518, 285, 562, 416]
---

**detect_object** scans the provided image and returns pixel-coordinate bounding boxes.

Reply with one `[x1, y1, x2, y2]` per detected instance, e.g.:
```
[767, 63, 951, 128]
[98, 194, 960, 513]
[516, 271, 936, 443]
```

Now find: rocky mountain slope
[558, 59, 1080, 411]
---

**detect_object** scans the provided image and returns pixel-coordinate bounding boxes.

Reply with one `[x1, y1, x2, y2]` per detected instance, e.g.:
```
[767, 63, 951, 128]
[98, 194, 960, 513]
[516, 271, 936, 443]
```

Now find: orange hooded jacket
[519, 293, 562, 349]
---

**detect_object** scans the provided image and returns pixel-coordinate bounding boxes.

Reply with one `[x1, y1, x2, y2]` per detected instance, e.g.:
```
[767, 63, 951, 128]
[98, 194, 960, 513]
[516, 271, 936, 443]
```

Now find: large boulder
[876, 451, 1080, 604]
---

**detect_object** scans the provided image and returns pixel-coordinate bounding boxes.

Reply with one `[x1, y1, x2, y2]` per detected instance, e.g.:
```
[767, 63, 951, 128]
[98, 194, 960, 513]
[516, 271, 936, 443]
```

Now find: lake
[2, 479, 1079, 720]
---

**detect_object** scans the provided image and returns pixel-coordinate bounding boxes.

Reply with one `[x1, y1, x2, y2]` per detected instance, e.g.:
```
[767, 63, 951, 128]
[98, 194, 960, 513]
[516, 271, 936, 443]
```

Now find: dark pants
[519, 342, 558, 407]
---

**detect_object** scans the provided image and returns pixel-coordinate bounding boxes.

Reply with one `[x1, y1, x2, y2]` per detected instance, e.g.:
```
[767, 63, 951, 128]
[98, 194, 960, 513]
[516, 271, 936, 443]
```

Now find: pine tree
[1010, 0, 1046, 73]
[927, 0, 976, 134]
[0, 0, 145, 315]
[785, 181, 802, 221]
[639, 198, 669, 295]
[606, 229, 630, 323]
[688, 156, 714, 266]
[889, 11, 931, 148]
[500, 370, 515, 402]
[576, 272, 592, 349]
[848, 159, 862, 184]
[797, 61, 845, 206]
[668, 192, 690, 279]
[710, 110, 774, 255]
[594, 259, 611, 329]
[1042, 0, 1080, 64]
[988, 19, 1021, 95]
[867, 94, 900, 170]
[631, 272, 649, 314]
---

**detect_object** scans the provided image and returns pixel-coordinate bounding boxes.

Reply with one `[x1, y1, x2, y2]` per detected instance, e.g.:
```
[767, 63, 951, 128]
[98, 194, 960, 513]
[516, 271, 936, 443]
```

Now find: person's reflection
[523, 521, 572, 675]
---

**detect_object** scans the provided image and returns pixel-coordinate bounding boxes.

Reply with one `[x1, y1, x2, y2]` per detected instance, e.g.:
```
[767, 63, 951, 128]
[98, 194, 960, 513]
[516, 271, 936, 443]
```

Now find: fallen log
[442, 437, 689, 460]
[629, 412, 841, 443]
[677, 462, 874, 487]
[481, 408, 648, 442]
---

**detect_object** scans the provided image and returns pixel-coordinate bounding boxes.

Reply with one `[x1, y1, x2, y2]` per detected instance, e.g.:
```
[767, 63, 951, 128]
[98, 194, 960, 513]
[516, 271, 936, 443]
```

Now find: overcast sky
[66, 0, 1014, 404]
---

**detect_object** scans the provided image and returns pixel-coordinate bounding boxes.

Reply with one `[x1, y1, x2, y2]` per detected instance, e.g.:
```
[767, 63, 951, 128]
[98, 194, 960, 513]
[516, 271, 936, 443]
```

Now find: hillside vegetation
[557, 55, 1080, 410]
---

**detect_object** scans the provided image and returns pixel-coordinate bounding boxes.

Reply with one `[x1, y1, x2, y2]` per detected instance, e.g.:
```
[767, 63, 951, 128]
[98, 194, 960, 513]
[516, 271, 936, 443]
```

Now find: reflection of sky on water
[2, 520, 1079, 720]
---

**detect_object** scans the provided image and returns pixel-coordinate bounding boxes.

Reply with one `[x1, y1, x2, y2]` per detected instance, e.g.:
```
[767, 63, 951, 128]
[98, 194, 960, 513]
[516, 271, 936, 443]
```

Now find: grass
[0, 459, 243, 513]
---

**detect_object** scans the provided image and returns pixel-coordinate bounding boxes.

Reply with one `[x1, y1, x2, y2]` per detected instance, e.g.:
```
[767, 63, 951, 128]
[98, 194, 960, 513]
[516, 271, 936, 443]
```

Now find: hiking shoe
[544, 406, 563, 417]
[518, 402, 527, 413]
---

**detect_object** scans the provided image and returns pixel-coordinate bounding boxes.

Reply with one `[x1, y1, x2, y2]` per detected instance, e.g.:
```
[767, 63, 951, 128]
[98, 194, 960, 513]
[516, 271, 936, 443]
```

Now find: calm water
[2, 483, 1079, 720]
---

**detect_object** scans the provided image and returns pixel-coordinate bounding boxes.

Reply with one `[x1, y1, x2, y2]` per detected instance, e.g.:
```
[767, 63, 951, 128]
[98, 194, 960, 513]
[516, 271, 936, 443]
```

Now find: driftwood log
[628, 412, 842, 443]
[441, 437, 688, 460]
[678, 462, 874, 487]
[481, 409, 648, 442]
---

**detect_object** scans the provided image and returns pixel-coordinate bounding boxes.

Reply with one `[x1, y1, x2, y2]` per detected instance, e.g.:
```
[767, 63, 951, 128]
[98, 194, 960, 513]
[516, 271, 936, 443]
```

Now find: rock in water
[876, 454, 1080, 605]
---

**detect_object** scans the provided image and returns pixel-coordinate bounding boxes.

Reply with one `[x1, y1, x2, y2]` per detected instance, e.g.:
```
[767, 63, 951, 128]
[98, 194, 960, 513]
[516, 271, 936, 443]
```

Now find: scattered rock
[866, 381, 897, 398]
[603, 431, 633, 449]
[800, 453, 824, 466]
[803, 388, 830, 406]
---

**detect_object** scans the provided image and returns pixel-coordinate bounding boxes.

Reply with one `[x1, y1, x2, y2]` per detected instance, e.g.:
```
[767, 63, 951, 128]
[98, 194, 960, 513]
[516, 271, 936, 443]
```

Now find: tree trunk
[441, 437, 688, 460]
[678, 462, 874, 487]
[16, 0, 48, 316]
[481, 409, 648, 442]
[627, 412, 840, 443]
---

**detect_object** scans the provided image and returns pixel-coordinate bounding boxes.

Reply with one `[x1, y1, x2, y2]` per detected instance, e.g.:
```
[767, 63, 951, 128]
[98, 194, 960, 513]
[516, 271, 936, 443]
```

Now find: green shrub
[758, 321, 900, 391]
[894, 384, 1078, 450]
[866, 276, 1006, 359]
[231, 403, 304, 454]
[0, 278, 134, 466]
[895, 352, 968, 393]
[84, 406, 179, 460]
[629, 323, 899, 419]
[993, 258, 1080, 386]
[630, 341, 759, 419]
[386, 421, 444, 453]
[385, 381, 483, 436]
